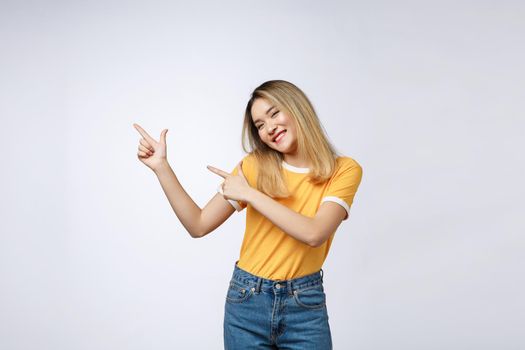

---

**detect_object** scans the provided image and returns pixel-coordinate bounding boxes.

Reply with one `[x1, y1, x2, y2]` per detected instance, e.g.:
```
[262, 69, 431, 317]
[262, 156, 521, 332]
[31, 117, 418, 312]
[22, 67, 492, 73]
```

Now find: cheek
[287, 122, 297, 135]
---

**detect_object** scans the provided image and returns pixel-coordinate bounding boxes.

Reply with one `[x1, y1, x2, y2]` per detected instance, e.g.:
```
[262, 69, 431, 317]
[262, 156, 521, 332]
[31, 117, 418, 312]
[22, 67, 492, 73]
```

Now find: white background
[1, 0, 524, 349]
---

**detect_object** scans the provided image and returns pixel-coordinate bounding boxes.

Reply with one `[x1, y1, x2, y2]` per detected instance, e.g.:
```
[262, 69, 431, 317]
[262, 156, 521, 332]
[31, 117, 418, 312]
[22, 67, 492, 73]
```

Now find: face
[251, 98, 298, 154]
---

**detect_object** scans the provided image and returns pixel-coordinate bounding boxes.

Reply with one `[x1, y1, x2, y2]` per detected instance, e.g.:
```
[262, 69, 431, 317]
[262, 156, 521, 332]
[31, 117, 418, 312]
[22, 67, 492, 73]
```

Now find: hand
[207, 161, 252, 203]
[133, 123, 168, 172]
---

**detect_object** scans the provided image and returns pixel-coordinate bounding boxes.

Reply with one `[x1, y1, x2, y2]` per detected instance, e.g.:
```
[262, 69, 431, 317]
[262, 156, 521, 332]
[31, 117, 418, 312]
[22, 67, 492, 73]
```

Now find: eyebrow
[253, 106, 275, 124]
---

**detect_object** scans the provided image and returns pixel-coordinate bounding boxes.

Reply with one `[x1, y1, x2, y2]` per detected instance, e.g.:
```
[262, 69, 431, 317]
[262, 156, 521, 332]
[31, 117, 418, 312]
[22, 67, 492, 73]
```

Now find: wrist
[153, 160, 171, 175]
[245, 187, 259, 205]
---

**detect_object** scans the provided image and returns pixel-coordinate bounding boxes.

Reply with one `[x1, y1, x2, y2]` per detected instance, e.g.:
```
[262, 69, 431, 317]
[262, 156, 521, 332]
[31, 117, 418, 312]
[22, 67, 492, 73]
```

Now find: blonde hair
[241, 80, 341, 198]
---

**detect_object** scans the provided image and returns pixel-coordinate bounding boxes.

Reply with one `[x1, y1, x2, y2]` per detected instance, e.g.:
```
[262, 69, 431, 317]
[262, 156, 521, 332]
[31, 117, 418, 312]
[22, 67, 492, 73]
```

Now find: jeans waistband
[230, 260, 324, 295]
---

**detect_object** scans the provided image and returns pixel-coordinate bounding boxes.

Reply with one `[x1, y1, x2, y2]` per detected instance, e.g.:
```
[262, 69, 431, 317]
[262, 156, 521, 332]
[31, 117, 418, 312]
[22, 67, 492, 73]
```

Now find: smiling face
[251, 98, 299, 155]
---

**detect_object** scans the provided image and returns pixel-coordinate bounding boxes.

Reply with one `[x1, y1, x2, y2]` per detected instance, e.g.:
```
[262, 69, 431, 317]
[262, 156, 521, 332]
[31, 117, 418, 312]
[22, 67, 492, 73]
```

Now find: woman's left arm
[245, 188, 346, 247]
[208, 161, 347, 247]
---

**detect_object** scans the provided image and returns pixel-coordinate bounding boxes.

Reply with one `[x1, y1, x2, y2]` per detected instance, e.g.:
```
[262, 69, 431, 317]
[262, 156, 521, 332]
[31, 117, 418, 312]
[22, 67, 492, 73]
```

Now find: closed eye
[256, 111, 279, 130]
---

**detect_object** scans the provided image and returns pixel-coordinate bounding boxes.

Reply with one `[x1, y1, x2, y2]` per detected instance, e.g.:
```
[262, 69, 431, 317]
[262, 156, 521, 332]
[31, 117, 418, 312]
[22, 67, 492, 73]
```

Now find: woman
[133, 80, 363, 349]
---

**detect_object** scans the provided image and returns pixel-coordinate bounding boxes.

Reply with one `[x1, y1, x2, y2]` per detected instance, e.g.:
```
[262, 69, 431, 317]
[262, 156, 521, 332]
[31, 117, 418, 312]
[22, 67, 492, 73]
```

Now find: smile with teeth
[273, 130, 286, 143]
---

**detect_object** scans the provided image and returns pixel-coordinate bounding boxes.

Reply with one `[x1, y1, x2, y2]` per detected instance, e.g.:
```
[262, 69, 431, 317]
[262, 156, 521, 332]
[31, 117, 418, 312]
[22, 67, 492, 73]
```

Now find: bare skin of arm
[208, 164, 347, 247]
[134, 123, 346, 243]
[133, 123, 235, 238]
[154, 161, 236, 238]
[247, 189, 346, 247]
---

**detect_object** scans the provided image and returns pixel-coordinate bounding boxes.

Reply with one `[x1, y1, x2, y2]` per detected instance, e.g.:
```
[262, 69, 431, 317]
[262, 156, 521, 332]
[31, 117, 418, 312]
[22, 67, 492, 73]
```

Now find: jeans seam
[293, 288, 326, 309]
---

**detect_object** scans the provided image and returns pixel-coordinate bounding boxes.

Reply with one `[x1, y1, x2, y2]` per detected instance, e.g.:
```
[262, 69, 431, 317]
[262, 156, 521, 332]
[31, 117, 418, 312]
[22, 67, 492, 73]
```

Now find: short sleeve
[320, 159, 363, 220]
[216, 157, 250, 212]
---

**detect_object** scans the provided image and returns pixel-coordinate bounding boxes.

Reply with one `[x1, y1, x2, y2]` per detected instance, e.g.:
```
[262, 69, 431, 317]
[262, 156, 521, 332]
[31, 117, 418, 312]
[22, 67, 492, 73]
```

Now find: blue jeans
[223, 261, 332, 349]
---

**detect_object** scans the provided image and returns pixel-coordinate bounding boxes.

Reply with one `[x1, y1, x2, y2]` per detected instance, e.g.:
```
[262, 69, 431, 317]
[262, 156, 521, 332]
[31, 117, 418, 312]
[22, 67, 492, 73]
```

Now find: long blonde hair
[241, 80, 341, 199]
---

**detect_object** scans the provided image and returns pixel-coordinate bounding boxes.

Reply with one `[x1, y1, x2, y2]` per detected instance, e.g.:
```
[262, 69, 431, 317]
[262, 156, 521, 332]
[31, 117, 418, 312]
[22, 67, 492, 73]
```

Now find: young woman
[133, 80, 363, 349]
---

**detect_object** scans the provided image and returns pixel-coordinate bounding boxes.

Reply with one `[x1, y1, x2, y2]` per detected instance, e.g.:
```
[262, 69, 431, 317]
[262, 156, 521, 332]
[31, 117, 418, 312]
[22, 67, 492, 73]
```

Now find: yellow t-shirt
[217, 154, 363, 280]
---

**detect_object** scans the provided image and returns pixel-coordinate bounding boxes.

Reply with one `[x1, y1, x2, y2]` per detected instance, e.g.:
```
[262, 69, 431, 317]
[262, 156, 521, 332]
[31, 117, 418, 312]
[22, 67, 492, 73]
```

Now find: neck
[283, 154, 310, 168]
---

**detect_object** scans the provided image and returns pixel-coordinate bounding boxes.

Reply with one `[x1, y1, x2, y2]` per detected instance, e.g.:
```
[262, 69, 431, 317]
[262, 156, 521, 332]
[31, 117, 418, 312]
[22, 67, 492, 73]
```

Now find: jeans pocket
[225, 280, 255, 304]
[293, 285, 326, 309]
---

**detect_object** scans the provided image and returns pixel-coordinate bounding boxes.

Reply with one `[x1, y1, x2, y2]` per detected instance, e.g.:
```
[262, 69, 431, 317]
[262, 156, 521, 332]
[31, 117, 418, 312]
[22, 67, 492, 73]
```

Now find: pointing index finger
[133, 123, 156, 144]
[206, 165, 230, 179]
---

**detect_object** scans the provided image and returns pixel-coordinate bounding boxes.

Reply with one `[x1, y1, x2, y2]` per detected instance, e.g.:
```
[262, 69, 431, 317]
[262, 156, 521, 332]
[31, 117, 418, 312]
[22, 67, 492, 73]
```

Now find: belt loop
[287, 279, 293, 296]
[255, 277, 262, 294]
[320, 268, 324, 283]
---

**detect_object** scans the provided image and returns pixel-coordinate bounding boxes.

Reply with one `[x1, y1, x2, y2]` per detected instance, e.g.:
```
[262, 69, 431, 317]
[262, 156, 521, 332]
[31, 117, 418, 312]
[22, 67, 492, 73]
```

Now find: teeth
[274, 131, 286, 142]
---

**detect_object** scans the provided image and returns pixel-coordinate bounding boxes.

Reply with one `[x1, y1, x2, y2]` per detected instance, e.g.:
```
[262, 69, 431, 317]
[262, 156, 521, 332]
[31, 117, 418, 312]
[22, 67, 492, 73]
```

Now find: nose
[267, 124, 277, 134]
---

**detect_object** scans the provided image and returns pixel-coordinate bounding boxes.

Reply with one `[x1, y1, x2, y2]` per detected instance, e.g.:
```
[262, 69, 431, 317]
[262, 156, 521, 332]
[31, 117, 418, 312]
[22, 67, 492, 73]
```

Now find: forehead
[251, 98, 276, 122]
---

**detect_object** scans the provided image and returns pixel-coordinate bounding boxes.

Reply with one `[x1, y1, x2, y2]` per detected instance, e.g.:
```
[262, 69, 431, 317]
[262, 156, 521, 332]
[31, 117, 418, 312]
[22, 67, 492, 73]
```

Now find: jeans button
[275, 283, 281, 289]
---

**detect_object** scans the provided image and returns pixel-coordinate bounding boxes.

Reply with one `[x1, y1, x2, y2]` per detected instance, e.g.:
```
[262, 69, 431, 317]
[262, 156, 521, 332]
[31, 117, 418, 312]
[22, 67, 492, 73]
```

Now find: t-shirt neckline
[282, 160, 310, 173]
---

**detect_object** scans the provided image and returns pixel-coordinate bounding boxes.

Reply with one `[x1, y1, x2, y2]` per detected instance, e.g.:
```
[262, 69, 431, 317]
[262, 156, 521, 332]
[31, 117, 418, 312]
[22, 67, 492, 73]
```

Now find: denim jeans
[223, 261, 332, 349]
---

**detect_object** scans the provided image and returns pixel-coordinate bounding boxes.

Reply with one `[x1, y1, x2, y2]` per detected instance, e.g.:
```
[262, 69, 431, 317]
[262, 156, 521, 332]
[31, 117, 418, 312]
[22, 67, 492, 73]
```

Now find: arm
[245, 188, 347, 247]
[154, 161, 235, 238]
[197, 192, 236, 238]
[133, 124, 236, 238]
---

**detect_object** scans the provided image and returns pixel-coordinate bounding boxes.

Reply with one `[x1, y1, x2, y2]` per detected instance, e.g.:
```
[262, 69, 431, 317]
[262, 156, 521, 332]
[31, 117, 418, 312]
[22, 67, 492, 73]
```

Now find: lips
[272, 130, 286, 142]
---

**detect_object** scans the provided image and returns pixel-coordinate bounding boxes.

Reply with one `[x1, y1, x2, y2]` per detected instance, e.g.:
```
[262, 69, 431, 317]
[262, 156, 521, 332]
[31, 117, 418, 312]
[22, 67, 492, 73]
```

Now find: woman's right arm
[153, 160, 236, 238]
[133, 123, 236, 238]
